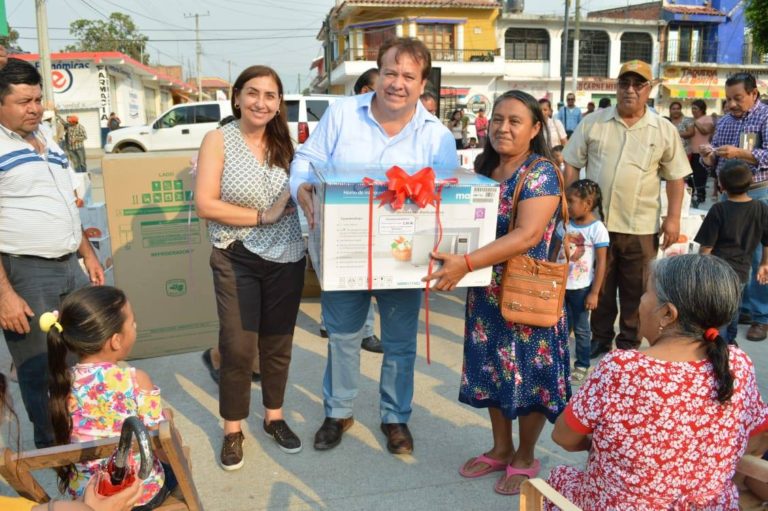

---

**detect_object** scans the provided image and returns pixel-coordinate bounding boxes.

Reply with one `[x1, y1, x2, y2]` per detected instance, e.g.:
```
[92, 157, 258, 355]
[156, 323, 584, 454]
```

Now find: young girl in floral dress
[45, 286, 175, 509]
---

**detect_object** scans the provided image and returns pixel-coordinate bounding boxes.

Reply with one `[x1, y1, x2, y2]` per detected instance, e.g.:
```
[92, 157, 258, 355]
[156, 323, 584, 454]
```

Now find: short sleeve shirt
[555, 219, 610, 289]
[548, 348, 768, 509]
[562, 107, 692, 234]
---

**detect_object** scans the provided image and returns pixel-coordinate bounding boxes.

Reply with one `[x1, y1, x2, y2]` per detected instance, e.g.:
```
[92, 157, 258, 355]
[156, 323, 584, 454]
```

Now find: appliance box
[307, 165, 500, 291]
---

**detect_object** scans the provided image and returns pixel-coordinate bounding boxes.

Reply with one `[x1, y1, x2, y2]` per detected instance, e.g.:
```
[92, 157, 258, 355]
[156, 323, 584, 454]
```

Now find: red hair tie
[704, 328, 720, 343]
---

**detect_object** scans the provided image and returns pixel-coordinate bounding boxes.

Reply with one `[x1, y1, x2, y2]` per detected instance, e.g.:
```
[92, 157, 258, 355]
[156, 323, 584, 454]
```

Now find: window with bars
[417, 24, 455, 61]
[563, 29, 610, 77]
[620, 32, 653, 63]
[504, 28, 550, 61]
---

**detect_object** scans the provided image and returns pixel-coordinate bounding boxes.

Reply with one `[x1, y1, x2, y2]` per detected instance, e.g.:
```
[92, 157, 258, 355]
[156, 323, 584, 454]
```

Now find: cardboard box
[308, 165, 499, 291]
[102, 152, 217, 359]
[79, 202, 109, 239]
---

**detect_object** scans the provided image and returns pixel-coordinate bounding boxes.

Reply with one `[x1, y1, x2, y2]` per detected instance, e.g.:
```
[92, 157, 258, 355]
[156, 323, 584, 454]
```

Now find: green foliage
[0, 28, 23, 52]
[63, 13, 149, 64]
[745, 0, 768, 55]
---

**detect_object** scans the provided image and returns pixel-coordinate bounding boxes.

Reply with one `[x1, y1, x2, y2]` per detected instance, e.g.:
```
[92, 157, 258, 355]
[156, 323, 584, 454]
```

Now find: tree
[63, 13, 149, 64]
[745, 0, 768, 55]
[0, 27, 23, 53]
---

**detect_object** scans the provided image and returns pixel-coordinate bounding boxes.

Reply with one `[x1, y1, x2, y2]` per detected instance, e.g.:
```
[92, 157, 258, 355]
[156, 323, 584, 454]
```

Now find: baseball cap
[618, 60, 653, 82]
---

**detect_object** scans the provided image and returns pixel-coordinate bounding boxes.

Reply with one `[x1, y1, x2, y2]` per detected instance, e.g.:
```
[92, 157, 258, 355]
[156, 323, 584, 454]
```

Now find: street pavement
[0, 160, 766, 510]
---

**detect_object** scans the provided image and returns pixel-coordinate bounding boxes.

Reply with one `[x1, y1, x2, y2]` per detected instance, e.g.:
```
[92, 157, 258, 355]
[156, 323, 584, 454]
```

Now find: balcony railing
[663, 39, 719, 63]
[336, 47, 499, 66]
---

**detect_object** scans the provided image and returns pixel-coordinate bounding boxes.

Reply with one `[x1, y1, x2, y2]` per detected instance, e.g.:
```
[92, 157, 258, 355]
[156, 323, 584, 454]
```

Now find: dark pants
[1, 252, 89, 447]
[210, 242, 304, 421]
[591, 233, 659, 350]
[69, 146, 87, 173]
[566, 286, 592, 369]
[454, 138, 463, 150]
[690, 154, 709, 203]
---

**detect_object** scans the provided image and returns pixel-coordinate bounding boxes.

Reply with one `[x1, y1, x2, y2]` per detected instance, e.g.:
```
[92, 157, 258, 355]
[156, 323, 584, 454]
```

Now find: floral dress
[461, 154, 570, 421]
[67, 362, 165, 506]
[547, 348, 768, 510]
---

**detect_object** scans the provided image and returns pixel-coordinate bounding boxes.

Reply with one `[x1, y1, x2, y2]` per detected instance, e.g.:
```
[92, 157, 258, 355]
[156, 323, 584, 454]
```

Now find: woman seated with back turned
[548, 254, 768, 510]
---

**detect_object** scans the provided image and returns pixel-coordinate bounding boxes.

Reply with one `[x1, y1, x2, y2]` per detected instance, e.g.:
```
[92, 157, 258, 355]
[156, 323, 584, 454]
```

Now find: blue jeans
[741, 186, 768, 323]
[565, 286, 592, 369]
[320, 289, 421, 423]
[321, 300, 376, 338]
[1, 253, 89, 447]
[721, 283, 746, 344]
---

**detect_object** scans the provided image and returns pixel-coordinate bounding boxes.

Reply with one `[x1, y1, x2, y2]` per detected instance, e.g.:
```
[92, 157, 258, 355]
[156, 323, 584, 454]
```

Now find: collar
[611, 105, 658, 129]
[728, 99, 767, 122]
[358, 92, 435, 133]
[0, 122, 48, 148]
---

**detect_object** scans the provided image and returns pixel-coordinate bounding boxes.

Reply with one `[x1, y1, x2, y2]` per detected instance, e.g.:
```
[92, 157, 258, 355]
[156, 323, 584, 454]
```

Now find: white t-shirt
[555, 219, 610, 290]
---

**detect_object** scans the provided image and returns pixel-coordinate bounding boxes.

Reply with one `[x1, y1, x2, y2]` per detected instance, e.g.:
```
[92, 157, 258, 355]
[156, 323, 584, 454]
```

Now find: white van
[104, 101, 232, 153]
[105, 95, 343, 153]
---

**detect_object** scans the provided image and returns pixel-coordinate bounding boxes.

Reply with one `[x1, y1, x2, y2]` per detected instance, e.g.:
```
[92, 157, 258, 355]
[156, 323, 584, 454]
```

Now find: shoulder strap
[507, 157, 570, 262]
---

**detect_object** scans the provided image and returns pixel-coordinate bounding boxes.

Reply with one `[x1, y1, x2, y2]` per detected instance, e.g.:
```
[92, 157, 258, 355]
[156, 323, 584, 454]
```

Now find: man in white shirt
[0, 59, 103, 447]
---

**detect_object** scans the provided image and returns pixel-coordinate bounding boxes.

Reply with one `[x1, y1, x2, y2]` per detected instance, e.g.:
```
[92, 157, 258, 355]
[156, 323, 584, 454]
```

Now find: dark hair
[669, 101, 683, 110]
[420, 91, 437, 102]
[377, 37, 431, 81]
[568, 179, 604, 219]
[450, 109, 462, 121]
[47, 286, 129, 492]
[725, 72, 757, 93]
[538, 98, 552, 109]
[598, 97, 611, 108]
[691, 99, 707, 113]
[552, 144, 564, 153]
[353, 68, 379, 95]
[230, 65, 294, 172]
[719, 159, 753, 195]
[652, 254, 738, 404]
[475, 90, 553, 177]
[0, 58, 42, 102]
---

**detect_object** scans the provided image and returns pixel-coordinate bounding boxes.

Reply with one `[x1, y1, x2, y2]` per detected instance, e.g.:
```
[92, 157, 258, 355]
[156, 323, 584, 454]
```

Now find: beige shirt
[562, 106, 692, 235]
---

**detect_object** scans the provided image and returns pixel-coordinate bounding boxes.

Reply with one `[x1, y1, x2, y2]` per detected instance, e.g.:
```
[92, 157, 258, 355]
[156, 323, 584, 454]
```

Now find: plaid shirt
[706, 100, 768, 183]
[65, 123, 87, 150]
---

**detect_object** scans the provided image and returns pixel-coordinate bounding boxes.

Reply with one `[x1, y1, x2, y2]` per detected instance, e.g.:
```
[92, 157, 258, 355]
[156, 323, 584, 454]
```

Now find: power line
[100, 0, 189, 30]
[13, 25, 318, 32]
[18, 35, 319, 42]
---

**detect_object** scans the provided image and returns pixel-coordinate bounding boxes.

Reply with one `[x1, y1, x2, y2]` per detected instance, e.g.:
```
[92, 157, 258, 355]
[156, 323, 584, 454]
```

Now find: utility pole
[559, 0, 571, 108]
[35, 0, 54, 110]
[572, 0, 581, 95]
[224, 59, 233, 98]
[184, 12, 209, 102]
[324, 14, 332, 94]
[297, 73, 301, 94]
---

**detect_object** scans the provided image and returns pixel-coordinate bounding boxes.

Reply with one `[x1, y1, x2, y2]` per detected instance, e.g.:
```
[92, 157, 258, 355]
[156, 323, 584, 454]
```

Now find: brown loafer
[313, 417, 354, 450]
[747, 323, 768, 342]
[380, 422, 413, 455]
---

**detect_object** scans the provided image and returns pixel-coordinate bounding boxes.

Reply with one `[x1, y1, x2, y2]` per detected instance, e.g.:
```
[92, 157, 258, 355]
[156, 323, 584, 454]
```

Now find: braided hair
[567, 179, 604, 220]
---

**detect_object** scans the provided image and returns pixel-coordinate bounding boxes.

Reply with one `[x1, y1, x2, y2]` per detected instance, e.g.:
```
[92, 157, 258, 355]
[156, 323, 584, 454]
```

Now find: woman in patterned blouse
[548, 254, 768, 509]
[195, 65, 306, 470]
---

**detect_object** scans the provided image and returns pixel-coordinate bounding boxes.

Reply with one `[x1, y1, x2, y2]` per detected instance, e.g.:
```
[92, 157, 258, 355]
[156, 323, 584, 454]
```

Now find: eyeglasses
[618, 79, 650, 91]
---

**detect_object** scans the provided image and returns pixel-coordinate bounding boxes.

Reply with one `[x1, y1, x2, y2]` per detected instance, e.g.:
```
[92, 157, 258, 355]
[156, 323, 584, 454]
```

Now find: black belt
[1, 252, 76, 263]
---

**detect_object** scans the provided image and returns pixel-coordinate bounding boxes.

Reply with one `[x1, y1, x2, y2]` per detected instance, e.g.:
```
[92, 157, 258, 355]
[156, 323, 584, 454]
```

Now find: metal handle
[111, 416, 154, 485]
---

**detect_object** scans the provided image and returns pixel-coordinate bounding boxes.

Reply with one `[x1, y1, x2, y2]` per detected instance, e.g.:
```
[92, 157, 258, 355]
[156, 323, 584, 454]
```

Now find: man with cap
[562, 60, 691, 356]
[65, 114, 87, 173]
[557, 92, 582, 138]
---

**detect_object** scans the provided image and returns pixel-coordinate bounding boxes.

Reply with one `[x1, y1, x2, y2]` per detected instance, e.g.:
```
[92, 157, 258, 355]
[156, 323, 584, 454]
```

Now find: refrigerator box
[79, 202, 109, 239]
[307, 165, 499, 291]
[102, 152, 218, 359]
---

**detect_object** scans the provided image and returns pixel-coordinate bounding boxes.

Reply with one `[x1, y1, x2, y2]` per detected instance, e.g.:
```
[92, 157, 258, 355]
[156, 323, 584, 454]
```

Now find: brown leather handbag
[499, 158, 570, 327]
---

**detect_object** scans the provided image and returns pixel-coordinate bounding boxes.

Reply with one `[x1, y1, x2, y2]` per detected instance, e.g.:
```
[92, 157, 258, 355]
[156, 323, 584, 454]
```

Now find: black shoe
[313, 417, 354, 450]
[590, 343, 611, 359]
[220, 431, 244, 471]
[380, 423, 414, 455]
[739, 312, 753, 325]
[202, 348, 220, 384]
[320, 327, 328, 338]
[263, 420, 302, 454]
[361, 335, 383, 353]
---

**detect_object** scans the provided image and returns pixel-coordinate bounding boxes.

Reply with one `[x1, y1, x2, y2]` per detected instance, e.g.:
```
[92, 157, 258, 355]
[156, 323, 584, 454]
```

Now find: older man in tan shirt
[563, 60, 691, 355]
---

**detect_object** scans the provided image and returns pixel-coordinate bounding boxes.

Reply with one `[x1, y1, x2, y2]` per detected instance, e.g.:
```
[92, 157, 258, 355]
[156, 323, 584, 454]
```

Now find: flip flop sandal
[458, 453, 508, 478]
[494, 459, 542, 496]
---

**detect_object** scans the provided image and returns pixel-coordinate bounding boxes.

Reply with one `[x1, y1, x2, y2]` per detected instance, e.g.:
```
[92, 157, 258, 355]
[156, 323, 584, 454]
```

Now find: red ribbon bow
[370, 166, 437, 210]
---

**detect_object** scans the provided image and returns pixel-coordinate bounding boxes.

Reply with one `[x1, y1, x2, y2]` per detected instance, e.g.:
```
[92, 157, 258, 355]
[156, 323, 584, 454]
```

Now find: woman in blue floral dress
[426, 90, 570, 495]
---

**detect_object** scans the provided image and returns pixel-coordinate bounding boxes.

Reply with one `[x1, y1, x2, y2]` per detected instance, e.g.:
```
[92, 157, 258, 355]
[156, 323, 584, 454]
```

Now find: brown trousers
[210, 242, 305, 420]
[591, 232, 659, 350]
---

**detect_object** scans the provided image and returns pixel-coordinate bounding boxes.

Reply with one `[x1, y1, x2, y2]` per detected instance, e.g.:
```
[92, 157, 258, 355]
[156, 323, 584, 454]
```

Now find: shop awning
[664, 85, 723, 99]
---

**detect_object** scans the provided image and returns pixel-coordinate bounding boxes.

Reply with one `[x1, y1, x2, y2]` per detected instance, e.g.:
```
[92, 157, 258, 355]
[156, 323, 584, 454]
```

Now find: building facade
[15, 52, 196, 149]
